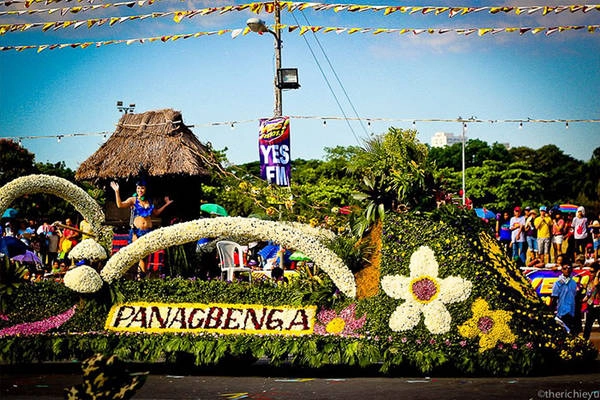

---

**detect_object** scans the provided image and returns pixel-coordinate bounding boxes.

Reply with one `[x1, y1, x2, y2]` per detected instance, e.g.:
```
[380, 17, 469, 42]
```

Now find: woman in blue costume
[110, 180, 173, 277]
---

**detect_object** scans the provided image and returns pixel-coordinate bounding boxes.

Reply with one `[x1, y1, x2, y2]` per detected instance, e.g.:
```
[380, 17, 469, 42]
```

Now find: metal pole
[461, 122, 466, 206]
[273, 1, 282, 117]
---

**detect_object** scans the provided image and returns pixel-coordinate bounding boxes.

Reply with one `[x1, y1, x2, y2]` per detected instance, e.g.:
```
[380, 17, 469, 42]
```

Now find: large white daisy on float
[381, 246, 472, 334]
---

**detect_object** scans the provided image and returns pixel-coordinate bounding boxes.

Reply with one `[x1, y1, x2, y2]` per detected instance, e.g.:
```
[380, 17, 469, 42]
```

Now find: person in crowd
[551, 263, 578, 334]
[590, 220, 600, 259]
[524, 208, 538, 264]
[47, 229, 59, 267]
[110, 179, 174, 278]
[510, 206, 526, 266]
[564, 213, 576, 262]
[79, 218, 93, 240]
[496, 211, 512, 257]
[36, 220, 53, 266]
[585, 243, 596, 265]
[582, 262, 600, 340]
[552, 211, 565, 263]
[57, 218, 79, 261]
[572, 206, 589, 260]
[534, 206, 553, 264]
[3, 221, 13, 237]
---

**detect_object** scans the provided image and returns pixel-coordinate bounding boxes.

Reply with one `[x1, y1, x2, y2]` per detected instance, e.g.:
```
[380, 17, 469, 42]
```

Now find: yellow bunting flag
[478, 28, 492, 36]
[42, 22, 54, 31]
[173, 11, 188, 23]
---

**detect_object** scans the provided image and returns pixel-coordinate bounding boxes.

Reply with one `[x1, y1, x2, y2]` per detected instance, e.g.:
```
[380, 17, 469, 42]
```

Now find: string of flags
[2, 23, 599, 51]
[1, 2, 599, 31]
[3, 0, 600, 17]
[5, 116, 600, 145]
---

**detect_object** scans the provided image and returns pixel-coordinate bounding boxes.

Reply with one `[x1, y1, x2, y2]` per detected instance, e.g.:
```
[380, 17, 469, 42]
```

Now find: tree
[0, 139, 36, 186]
[347, 127, 434, 236]
[463, 160, 545, 211]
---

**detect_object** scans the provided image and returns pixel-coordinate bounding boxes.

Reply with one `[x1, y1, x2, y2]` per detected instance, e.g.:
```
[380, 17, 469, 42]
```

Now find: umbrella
[558, 204, 578, 213]
[11, 250, 42, 265]
[200, 203, 228, 217]
[289, 251, 311, 262]
[257, 243, 279, 260]
[474, 208, 496, 219]
[0, 236, 28, 258]
[1, 208, 18, 219]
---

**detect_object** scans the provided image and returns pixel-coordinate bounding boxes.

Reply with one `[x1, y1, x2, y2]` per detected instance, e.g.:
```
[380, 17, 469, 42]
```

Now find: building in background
[430, 132, 463, 148]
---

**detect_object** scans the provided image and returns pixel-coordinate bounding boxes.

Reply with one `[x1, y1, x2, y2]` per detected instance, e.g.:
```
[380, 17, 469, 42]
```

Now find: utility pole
[273, 0, 282, 117]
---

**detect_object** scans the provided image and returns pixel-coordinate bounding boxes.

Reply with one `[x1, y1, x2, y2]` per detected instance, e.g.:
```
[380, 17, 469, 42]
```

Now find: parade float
[0, 174, 597, 376]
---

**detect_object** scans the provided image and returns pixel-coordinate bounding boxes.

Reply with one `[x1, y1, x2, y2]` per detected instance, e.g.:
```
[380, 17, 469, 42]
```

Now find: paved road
[2, 360, 600, 400]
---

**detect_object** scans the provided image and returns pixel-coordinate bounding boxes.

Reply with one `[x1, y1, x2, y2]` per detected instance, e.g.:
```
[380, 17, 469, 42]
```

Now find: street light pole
[461, 121, 466, 206]
[273, 2, 282, 117]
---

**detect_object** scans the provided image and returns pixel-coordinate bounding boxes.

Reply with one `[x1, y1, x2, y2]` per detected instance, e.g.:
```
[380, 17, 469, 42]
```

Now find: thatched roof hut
[76, 109, 223, 182]
[76, 109, 226, 227]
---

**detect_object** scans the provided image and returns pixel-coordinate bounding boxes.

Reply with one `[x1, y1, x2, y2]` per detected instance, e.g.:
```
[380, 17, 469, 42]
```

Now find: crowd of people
[0, 216, 91, 281]
[494, 204, 600, 337]
[495, 205, 600, 268]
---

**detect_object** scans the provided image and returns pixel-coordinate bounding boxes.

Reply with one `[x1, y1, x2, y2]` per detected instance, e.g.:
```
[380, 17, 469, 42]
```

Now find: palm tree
[348, 127, 433, 237]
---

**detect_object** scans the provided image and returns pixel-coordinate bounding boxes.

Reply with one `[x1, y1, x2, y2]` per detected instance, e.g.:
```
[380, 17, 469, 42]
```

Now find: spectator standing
[36, 220, 53, 266]
[551, 211, 565, 263]
[496, 211, 512, 257]
[534, 206, 553, 264]
[572, 206, 589, 260]
[582, 262, 600, 340]
[510, 206, 526, 266]
[564, 214, 576, 263]
[47, 229, 59, 266]
[524, 209, 538, 264]
[79, 218, 93, 240]
[551, 264, 578, 333]
[590, 220, 600, 259]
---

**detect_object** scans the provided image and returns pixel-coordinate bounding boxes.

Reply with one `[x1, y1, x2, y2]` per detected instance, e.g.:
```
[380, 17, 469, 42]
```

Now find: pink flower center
[411, 277, 438, 303]
[477, 316, 494, 334]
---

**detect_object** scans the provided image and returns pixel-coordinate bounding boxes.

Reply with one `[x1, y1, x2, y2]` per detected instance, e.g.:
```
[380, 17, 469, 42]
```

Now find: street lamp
[247, 14, 299, 117]
[117, 101, 135, 114]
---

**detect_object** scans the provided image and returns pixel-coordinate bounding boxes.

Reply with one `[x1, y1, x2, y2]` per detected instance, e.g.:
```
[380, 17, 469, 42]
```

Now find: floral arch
[0, 174, 106, 239]
[100, 217, 357, 298]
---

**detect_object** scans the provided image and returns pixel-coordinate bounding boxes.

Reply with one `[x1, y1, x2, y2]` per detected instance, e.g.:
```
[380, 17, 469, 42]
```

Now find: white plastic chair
[216, 240, 252, 282]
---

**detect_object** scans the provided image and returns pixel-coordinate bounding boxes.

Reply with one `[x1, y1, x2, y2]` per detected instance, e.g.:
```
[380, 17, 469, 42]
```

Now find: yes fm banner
[259, 116, 291, 186]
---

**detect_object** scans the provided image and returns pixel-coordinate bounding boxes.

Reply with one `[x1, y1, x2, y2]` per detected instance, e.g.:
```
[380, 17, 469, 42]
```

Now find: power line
[289, 11, 364, 145]
[3, 116, 598, 143]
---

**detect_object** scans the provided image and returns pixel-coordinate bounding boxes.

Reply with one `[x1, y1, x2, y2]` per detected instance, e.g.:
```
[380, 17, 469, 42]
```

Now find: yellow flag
[478, 28, 492, 36]
[42, 22, 54, 31]
[531, 27, 546, 34]
[173, 11, 187, 23]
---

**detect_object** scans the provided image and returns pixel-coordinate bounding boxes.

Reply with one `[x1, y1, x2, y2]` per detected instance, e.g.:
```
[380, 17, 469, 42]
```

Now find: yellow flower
[458, 298, 516, 352]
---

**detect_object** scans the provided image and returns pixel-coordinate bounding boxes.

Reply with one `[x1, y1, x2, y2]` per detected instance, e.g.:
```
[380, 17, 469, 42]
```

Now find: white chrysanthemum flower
[381, 246, 472, 334]
[63, 265, 104, 293]
[68, 239, 108, 262]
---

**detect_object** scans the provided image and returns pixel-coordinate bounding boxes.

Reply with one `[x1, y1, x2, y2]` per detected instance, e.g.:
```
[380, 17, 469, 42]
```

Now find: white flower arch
[100, 217, 357, 298]
[0, 174, 106, 239]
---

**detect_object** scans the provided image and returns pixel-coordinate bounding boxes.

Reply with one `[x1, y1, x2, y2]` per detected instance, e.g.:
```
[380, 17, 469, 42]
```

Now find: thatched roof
[76, 109, 223, 182]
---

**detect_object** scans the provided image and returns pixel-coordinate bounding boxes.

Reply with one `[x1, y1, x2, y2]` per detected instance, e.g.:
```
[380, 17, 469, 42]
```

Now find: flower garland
[381, 246, 472, 334]
[63, 265, 104, 293]
[100, 217, 356, 298]
[68, 239, 107, 262]
[314, 303, 366, 337]
[458, 298, 516, 352]
[0, 305, 76, 336]
[0, 174, 112, 246]
[479, 232, 538, 300]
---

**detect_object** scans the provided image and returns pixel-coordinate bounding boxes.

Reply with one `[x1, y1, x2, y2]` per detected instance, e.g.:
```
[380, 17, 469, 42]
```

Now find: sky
[1, 0, 599, 171]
